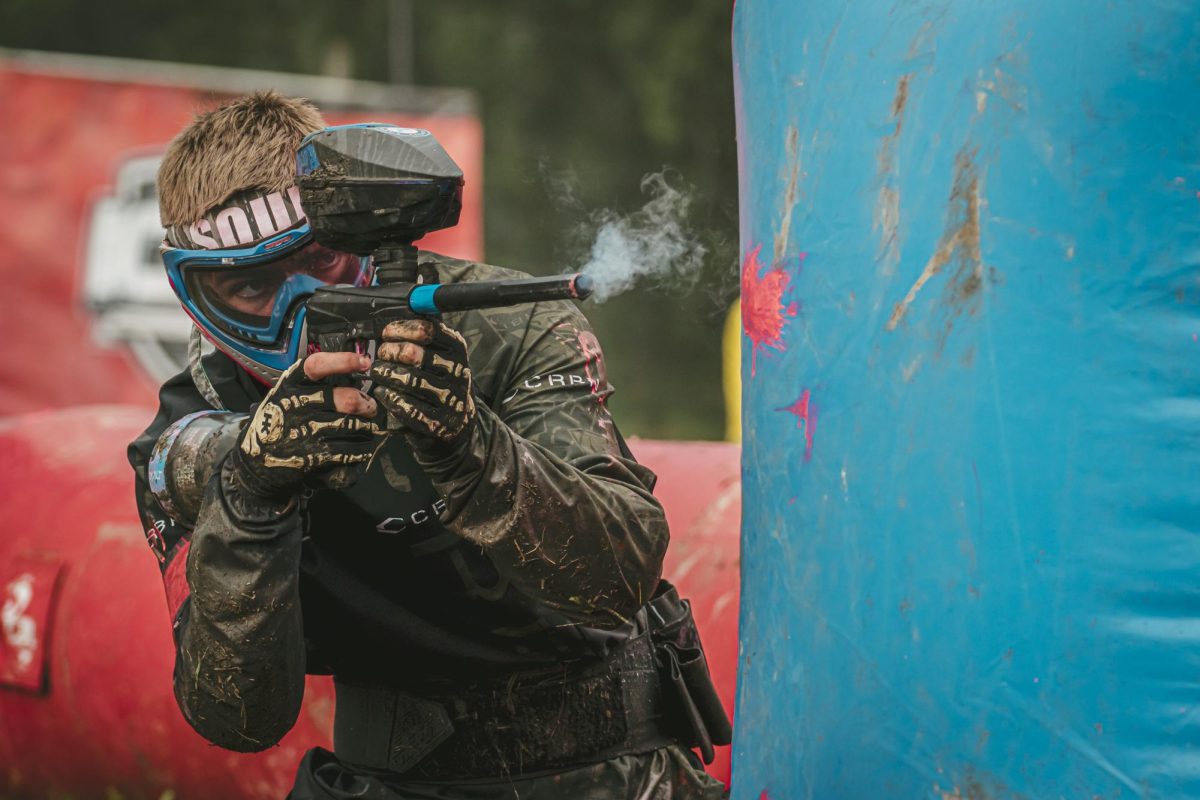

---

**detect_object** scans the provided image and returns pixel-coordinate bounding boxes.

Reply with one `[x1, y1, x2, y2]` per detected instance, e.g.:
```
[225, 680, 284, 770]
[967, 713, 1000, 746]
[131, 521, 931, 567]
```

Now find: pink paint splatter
[777, 388, 817, 460]
[576, 329, 607, 401]
[741, 244, 799, 375]
[575, 328, 620, 449]
[759, 792, 770, 800]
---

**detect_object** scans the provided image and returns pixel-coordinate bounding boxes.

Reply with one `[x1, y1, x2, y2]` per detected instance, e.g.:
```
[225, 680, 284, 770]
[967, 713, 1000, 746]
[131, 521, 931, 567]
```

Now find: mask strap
[189, 326, 226, 410]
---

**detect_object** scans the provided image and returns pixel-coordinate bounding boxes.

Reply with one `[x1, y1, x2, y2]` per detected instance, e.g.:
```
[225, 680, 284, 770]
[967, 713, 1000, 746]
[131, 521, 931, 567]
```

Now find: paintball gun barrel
[305, 272, 594, 353]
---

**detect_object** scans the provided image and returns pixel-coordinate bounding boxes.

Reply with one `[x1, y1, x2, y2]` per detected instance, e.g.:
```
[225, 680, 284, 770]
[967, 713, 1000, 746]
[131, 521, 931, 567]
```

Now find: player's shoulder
[128, 367, 205, 474]
[421, 251, 532, 284]
[127, 351, 250, 472]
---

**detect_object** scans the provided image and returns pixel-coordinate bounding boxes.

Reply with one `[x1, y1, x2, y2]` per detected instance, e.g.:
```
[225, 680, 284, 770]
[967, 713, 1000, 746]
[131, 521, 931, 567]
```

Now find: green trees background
[1, 1, 739, 439]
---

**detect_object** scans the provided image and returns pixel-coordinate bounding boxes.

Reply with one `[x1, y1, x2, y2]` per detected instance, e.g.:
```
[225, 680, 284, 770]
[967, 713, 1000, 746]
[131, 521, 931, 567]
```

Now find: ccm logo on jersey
[376, 498, 449, 534]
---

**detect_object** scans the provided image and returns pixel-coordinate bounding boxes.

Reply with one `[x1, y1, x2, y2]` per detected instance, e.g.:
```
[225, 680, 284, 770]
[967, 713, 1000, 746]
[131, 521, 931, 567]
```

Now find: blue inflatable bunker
[733, 1, 1200, 797]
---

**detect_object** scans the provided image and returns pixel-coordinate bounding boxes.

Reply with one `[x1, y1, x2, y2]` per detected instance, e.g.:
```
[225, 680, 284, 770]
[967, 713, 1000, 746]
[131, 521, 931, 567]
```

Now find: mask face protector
[162, 225, 373, 373]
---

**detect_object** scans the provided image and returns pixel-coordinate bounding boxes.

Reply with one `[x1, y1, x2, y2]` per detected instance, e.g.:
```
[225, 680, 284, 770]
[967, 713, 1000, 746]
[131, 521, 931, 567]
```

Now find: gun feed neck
[373, 243, 420, 286]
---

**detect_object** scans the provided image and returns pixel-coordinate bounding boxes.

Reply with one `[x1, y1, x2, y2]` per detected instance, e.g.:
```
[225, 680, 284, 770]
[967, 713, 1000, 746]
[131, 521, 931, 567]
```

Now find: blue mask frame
[161, 224, 372, 374]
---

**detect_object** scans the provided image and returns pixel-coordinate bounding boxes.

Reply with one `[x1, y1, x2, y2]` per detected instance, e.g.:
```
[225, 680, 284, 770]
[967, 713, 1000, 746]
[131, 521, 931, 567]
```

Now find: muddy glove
[228, 353, 386, 505]
[369, 319, 477, 455]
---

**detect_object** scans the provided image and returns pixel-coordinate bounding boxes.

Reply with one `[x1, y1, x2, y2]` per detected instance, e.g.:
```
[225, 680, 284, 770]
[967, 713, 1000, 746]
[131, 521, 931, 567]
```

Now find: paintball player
[127, 92, 729, 798]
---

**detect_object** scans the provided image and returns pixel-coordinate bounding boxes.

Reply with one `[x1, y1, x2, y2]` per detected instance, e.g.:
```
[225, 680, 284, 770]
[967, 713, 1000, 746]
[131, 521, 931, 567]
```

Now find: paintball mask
[161, 123, 464, 383]
[160, 187, 372, 383]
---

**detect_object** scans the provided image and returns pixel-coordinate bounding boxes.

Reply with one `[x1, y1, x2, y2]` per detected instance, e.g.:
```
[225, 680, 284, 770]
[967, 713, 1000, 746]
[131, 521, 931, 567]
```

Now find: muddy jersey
[127, 252, 669, 752]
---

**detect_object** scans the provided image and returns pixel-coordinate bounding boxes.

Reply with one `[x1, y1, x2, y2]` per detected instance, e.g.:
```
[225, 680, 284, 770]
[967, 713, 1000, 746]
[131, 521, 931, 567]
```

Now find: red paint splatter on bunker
[778, 388, 816, 459]
[741, 244, 799, 375]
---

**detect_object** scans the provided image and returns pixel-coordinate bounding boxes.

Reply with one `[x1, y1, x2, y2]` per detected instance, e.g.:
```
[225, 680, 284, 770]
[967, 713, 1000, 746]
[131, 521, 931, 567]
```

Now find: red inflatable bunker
[0, 408, 739, 798]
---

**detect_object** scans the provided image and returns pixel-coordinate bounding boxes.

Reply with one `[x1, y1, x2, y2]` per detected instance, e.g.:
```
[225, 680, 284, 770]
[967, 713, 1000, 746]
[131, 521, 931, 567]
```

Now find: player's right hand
[229, 353, 386, 501]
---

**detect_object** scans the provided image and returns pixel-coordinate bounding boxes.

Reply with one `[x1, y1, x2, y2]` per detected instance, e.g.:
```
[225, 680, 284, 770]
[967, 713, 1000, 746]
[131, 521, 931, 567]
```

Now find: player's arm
[130, 353, 383, 752]
[370, 303, 668, 630]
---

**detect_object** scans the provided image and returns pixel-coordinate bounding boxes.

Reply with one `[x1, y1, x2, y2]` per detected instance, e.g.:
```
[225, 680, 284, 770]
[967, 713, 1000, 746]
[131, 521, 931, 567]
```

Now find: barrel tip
[573, 273, 594, 300]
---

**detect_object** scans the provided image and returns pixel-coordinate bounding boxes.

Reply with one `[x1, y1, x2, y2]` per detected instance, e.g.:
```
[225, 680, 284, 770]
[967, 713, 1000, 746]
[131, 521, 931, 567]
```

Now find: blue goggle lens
[168, 233, 371, 351]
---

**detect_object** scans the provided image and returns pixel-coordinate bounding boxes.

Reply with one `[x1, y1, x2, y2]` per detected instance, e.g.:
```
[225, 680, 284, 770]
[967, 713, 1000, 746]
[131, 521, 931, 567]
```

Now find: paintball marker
[296, 124, 592, 354]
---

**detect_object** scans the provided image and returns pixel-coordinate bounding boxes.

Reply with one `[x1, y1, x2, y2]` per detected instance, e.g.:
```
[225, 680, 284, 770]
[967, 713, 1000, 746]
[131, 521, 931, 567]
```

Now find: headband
[165, 186, 307, 250]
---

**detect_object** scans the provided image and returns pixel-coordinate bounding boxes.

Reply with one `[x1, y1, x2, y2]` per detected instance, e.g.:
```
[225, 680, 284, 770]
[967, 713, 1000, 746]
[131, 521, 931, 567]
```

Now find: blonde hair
[157, 91, 326, 226]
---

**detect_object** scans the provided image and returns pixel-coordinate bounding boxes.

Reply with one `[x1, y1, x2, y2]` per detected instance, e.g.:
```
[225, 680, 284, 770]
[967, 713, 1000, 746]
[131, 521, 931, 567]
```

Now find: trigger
[356, 339, 378, 392]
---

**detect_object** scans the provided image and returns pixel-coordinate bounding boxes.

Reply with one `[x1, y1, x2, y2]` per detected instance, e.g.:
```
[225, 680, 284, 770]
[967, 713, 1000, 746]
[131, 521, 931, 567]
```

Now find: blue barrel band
[409, 284, 440, 316]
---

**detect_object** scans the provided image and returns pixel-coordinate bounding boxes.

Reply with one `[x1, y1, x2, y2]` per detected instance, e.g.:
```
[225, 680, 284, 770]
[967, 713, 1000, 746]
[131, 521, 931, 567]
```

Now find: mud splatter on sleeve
[415, 299, 669, 630]
[168, 456, 308, 752]
[131, 432, 306, 753]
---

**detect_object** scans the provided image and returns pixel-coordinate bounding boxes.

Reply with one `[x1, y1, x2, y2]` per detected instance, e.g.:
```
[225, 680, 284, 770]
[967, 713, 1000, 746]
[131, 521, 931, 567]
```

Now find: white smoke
[575, 171, 707, 302]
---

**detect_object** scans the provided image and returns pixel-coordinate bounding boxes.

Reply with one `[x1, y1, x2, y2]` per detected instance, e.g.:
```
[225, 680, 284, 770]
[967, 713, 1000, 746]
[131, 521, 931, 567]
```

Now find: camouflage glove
[369, 319, 477, 453]
[228, 356, 386, 503]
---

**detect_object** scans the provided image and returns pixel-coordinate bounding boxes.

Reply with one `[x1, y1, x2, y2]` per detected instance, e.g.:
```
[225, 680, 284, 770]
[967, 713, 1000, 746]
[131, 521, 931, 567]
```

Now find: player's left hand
[370, 319, 477, 452]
